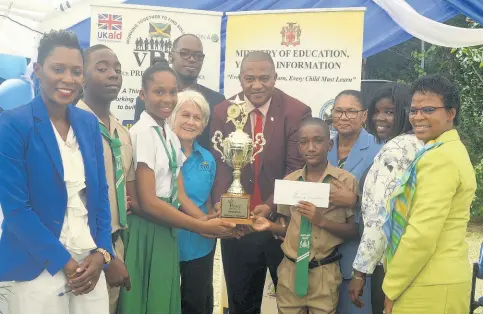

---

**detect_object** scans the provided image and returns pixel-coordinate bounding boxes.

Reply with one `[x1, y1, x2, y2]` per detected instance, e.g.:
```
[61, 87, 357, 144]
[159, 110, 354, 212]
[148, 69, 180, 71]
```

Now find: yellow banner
[224, 9, 365, 120]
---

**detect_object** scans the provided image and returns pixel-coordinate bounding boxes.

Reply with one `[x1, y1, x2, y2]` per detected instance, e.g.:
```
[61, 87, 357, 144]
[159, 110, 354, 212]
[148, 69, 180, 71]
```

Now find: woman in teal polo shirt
[169, 89, 217, 314]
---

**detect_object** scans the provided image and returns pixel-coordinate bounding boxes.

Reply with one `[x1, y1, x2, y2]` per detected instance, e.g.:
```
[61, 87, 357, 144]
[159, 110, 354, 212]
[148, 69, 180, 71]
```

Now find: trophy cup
[212, 100, 266, 224]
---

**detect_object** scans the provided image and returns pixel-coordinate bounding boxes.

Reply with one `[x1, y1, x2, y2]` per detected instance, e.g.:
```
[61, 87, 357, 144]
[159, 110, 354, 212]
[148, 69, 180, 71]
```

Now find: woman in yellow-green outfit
[382, 74, 476, 314]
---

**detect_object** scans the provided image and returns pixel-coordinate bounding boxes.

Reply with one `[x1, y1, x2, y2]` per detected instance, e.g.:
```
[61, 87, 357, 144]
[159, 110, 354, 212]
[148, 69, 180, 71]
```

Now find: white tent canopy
[0, 0, 123, 57]
[0, 0, 482, 58]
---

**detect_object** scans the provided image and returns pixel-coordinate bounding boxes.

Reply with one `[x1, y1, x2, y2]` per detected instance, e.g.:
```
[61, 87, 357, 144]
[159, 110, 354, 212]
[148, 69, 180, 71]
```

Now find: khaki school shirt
[77, 100, 135, 233]
[278, 163, 358, 261]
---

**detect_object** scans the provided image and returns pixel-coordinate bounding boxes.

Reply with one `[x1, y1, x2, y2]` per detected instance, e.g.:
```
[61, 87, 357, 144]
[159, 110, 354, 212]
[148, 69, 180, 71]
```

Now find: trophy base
[220, 193, 252, 225]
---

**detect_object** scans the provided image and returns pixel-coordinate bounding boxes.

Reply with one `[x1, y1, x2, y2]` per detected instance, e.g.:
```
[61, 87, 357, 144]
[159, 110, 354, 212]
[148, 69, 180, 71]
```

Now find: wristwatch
[95, 248, 112, 264]
[267, 211, 277, 222]
[352, 270, 366, 281]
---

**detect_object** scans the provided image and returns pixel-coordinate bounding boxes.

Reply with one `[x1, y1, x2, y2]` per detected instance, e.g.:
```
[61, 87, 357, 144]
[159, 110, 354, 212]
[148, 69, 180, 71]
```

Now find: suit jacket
[0, 96, 113, 282]
[328, 128, 382, 182]
[383, 129, 476, 301]
[328, 128, 382, 279]
[210, 88, 311, 211]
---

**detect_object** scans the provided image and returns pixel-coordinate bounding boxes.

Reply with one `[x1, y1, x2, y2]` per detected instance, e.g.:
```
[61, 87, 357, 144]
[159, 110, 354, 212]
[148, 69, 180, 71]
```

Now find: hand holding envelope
[329, 179, 357, 209]
[274, 179, 330, 208]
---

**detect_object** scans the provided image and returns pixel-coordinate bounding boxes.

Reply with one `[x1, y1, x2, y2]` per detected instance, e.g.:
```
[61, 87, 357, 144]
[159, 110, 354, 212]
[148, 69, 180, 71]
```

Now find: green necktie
[99, 123, 127, 228]
[153, 126, 180, 209]
[295, 175, 331, 297]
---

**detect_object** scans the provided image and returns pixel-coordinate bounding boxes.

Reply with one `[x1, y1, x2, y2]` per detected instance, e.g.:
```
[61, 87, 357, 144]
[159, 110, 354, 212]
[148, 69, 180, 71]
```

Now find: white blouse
[129, 111, 185, 199]
[353, 133, 423, 274]
[51, 122, 97, 255]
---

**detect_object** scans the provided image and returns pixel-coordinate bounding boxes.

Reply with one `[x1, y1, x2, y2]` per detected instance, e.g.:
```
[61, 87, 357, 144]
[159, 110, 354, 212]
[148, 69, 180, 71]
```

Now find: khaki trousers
[276, 256, 342, 314]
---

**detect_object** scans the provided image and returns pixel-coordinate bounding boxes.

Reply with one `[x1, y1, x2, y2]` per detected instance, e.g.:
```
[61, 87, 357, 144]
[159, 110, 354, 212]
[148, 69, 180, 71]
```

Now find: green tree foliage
[366, 17, 483, 219]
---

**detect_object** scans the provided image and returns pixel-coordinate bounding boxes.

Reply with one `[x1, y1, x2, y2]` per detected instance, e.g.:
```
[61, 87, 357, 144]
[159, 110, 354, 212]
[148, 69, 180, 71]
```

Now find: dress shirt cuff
[352, 260, 377, 275]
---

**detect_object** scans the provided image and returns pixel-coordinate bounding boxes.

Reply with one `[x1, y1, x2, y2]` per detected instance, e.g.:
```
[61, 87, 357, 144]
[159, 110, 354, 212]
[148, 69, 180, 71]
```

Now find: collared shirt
[353, 134, 423, 274]
[77, 100, 135, 233]
[134, 84, 225, 150]
[245, 98, 271, 137]
[178, 140, 216, 261]
[278, 163, 358, 261]
[51, 122, 97, 255]
[129, 111, 185, 198]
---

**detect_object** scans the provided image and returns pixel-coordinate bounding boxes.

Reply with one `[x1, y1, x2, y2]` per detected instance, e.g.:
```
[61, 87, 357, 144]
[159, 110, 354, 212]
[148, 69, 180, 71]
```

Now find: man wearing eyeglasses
[133, 34, 225, 150]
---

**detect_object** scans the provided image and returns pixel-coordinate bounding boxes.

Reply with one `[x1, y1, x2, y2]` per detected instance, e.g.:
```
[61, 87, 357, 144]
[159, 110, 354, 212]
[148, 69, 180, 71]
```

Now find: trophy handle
[251, 133, 266, 163]
[212, 131, 226, 163]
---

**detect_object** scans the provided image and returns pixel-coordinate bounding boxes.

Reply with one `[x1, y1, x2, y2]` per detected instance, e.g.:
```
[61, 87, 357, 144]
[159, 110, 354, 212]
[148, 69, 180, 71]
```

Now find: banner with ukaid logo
[90, 4, 223, 127]
[224, 8, 365, 127]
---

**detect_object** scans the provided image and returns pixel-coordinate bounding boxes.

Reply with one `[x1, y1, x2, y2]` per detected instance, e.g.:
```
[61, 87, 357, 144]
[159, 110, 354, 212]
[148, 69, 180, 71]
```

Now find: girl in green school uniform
[118, 61, 235, 314]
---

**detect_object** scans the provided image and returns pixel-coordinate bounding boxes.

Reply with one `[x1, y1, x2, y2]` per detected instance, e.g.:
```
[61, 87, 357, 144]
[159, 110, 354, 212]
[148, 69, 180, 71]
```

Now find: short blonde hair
[169, 89, 211, 130]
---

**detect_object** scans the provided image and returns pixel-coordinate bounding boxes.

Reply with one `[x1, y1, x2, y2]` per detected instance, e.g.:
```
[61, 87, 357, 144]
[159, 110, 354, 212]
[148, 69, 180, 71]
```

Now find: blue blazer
[329, 128, 382, 314]
[329, 128, 382, 183]
[0, 96, 113, 282]
[329, 128, 382, 278]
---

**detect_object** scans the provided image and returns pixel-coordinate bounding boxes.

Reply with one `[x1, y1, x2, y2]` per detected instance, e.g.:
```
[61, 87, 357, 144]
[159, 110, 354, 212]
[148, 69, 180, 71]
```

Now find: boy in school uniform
[77, 44, 137, 313]
[252, 117, 359, 314]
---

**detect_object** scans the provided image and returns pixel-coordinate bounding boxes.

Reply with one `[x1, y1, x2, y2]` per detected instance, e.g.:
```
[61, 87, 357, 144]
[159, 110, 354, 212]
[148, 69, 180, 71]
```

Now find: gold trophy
[212, 99, 265, 224]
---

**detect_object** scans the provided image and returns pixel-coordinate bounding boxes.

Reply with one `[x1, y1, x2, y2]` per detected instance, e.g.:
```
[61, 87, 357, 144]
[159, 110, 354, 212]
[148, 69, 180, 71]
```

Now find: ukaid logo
[97, 14, 123, 42]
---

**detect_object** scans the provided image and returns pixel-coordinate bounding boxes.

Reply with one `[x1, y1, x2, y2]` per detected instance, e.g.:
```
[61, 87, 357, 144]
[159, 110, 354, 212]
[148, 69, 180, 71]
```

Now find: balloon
[0, 77, 34, 110]
[0, 54, 27, 80]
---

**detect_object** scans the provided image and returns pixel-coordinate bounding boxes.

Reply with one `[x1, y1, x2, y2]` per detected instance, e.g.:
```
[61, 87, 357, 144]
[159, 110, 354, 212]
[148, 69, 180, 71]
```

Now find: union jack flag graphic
[98, 14, 122, 31]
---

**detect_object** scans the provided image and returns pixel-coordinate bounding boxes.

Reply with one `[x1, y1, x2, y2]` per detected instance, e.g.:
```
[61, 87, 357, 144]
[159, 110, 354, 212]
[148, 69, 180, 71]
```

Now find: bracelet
[351, 270, 366, 281]
[352, 274, 365, 281]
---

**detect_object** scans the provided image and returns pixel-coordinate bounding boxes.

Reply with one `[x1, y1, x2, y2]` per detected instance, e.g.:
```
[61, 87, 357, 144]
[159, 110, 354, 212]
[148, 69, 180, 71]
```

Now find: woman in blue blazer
[327, 90, 382, 314]
[0, 30, 113, 313]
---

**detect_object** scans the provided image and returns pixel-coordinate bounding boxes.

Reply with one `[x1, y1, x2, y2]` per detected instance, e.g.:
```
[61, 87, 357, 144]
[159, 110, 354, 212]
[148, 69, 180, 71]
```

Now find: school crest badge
[299, 234, 310, 249]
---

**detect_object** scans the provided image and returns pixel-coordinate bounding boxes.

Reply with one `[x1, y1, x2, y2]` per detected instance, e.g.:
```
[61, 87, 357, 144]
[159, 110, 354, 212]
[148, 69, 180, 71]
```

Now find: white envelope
[274, 179, 330, 208]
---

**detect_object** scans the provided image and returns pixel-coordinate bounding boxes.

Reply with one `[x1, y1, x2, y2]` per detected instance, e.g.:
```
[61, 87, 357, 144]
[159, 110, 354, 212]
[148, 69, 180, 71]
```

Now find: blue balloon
[0, 54, 27, 80]
[0, 78, 34, 110]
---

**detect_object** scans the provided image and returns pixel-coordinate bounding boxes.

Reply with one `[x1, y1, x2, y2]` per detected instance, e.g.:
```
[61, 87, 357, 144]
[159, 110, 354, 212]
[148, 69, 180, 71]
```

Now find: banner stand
[90, 3, 223, 125]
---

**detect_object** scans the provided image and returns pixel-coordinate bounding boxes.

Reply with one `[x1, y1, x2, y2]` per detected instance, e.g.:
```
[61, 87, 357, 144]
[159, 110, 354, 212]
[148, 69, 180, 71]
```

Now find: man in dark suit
[210, 51, 312, 314]
[133, 34, 225, 149]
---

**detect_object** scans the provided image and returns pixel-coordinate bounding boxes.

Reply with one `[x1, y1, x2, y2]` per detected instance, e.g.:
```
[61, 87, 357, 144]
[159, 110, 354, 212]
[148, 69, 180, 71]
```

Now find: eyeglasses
[173, 50, 205, 61]
[332, 109, 365, 119]
[407, 106, 448, 116]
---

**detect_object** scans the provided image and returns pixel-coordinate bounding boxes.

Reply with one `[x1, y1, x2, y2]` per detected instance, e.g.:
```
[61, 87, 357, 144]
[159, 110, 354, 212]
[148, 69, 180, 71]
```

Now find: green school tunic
[119, 120, 182, 314]
[119, 210, 180, 314]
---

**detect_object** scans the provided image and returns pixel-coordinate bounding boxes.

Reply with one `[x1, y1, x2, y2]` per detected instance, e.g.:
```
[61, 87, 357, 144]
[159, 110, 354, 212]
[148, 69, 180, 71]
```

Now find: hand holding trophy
[212, 98, 265, 224]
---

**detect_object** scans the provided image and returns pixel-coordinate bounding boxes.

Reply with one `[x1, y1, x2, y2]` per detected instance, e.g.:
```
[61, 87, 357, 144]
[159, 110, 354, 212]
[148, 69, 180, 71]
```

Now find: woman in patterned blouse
[348, 83, 423, 313]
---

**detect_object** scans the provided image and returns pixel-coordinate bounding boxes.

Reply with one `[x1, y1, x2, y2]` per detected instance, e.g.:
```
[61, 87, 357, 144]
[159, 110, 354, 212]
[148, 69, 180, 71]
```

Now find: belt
[112, 230, 121, 245]
[286, 250, 342, 270]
